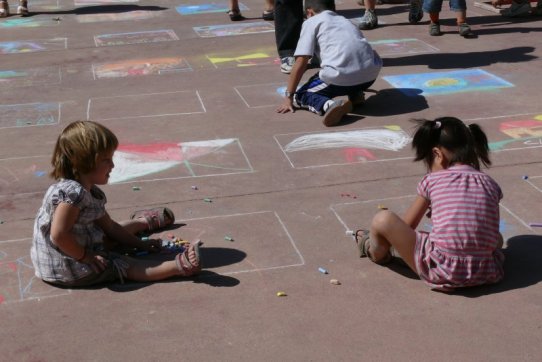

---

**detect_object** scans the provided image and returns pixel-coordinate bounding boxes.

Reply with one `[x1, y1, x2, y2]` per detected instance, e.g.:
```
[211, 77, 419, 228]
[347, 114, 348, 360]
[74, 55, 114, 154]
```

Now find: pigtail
[411, 118, 440, 169]
[468, 123, 491, 169]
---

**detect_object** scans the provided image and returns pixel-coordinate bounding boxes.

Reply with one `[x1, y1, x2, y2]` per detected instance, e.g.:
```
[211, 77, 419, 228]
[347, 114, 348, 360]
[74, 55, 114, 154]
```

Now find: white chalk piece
[318, 267, 328, 274]
[330, 279, 341, 285]
[346, 230, 354, 235]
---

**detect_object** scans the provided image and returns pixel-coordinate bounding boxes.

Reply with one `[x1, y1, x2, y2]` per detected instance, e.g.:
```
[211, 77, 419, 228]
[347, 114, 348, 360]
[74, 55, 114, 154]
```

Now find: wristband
[284, 91, 294, 98]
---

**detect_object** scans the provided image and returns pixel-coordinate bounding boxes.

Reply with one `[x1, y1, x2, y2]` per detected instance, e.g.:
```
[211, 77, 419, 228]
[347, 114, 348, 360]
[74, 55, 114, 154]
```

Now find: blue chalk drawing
[383, 69, 514, 96]
[177, 2, 248, 15]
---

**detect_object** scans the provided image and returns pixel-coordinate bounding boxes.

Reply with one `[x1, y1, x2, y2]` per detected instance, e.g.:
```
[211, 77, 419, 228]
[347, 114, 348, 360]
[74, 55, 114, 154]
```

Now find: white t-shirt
[294, 10, 382, 86]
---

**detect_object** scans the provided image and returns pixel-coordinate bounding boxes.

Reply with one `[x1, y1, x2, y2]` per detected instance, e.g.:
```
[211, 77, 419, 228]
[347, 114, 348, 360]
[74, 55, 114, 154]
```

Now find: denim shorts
[423, 0, 467, 13]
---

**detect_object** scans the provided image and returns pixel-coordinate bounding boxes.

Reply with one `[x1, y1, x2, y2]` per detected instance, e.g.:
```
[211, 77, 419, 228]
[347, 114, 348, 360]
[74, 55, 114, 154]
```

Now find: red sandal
[175, 241, 202, 276]
[130, 207, 175, 231]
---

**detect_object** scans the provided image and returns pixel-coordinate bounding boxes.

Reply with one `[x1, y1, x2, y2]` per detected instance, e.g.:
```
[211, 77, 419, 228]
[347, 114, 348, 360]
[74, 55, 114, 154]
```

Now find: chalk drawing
[87, 90, 205, 120]
[193, 22, 274, 38]
[383, 69, 514, 96]
[283, 128, 411, 152]
[177, 2, 248, 15]
[235, 82, 285, 108]
[207, 50, 279, 68]
[0, 102, 60, 129]
[94, 29, 178, 47]
[0, 38, 67, 54]
[369, 38, 439, 56]
[489, 115, 542, 151]
[0, 253, 71, 304]
[0, 66, 61, 88]
[77, 10, 161, 23]
[0, 17, 56, 28]
[74, 0, 137, 5]
[109, 138, 253, 183]
[275, 127, 412, 169]
[93, 57, 192, 79]
[0, 156, 52, 196]
[31, 0, 60, 10]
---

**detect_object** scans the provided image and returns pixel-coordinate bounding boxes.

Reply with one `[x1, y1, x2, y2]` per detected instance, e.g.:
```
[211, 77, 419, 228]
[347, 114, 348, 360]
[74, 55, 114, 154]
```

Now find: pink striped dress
[414, 165, 505, 291]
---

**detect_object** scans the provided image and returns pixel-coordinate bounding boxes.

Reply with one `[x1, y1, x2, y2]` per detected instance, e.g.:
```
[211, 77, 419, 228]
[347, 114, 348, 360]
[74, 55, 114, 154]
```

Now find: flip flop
[354, 229, 392, 264]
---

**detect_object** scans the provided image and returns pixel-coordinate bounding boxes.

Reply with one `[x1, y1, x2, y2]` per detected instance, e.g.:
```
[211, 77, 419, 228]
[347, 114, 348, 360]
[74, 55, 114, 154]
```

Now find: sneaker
[262, 9, 274, 21]
[408, 0, 423, 24]
[348, 91, 365, 106]
[429, 22, 441, 36]
[502, 1, 531, 17]
[280, 56, 295, 74]
[458, 23, 474, 37]
[0, 1, 9, 17]
[17, 0, 28, 16]
[322, 100, 353, 127]
[359, 9, 378, 30]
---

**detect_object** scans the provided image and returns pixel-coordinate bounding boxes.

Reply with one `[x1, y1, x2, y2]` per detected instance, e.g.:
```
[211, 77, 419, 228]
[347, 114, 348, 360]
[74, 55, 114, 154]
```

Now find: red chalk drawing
[0, 294, 4, 304]
[499, 119, 542, 139]
[343, 148, 377, 162]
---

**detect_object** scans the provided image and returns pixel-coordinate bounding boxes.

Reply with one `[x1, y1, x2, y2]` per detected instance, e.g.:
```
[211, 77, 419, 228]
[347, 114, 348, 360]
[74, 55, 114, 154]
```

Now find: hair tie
[434, 121, 441, 129]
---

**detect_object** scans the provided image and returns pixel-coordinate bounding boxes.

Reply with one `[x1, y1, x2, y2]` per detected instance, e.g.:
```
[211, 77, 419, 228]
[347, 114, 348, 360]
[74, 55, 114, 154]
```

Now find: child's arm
[276, 56, 310, 114]
[51, 202, 108, 273]
[95, 212, 156, 251]
[403, 195, 430, 229]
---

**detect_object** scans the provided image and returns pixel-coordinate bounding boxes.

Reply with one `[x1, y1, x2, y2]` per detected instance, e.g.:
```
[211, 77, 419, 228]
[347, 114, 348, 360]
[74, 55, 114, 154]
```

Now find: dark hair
[305, 0, 335, 13]
[411, 117, 491, 170]
[50, 121, 118, 181]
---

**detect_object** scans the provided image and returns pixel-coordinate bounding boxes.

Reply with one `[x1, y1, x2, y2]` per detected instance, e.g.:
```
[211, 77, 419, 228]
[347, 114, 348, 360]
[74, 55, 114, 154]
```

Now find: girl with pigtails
[354, 117, 505, 291]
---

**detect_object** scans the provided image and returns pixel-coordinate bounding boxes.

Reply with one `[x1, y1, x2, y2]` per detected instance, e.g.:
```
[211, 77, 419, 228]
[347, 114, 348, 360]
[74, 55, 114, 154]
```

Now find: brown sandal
[354, 229, 392, 264]
[130, 207, 175, 231]
[0, 1, 9, 17]
[176, 241, 202, 276]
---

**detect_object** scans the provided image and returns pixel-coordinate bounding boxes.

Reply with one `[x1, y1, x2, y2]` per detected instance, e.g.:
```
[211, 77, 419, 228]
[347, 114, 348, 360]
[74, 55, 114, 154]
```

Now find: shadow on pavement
[28, 5, 168, 16]
[356, 88, 428, 117]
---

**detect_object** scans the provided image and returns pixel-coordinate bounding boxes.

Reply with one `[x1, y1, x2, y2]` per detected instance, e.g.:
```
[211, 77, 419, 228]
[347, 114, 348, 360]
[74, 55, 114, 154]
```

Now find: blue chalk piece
[135, 251, 149, 256]
[318, 267, 328, 274]
[522, 175, 529, 180]
[141, 236, 150, 241]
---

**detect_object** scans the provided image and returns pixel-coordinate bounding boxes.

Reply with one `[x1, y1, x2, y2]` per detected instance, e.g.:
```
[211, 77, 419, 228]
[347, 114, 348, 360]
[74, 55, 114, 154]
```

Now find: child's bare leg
[264, 0, 274, 12]
[119, 219, 148, 235]
[370, 210, 418, 272]
[456, 10, 467, 24]
[229, 0, 239, 11]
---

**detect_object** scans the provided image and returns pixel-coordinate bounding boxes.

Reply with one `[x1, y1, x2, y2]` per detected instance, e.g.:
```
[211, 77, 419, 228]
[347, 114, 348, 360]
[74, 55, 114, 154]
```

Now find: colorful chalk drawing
[74, 0, 137, 5]
[193, 22, 274, 38]
[275, 126, 412, 168]
[77, 10, 161, 23]
[94, 30, 179, 47]
[0, 102, 60, 129]
[87, 90, 205, 120]
[369, 38, 439, 56]
[109, 139, 253, 183]
[177, 2, 248, 15]
[0, 244, 70, 304]
[207, 49, 279, 68]
[0, 38, 67, 54]
[0, 17, 56, 28]
[0, 156, 57, 196]
[93, 57, 192, 79]
[383, 69, 514, 96]
[489, 114, 542, 151]
[0, 66, 61, 88]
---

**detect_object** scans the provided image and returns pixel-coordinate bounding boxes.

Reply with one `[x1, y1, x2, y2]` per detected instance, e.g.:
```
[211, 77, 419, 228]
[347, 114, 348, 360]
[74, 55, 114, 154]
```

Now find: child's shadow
[452, 234, 542, 297]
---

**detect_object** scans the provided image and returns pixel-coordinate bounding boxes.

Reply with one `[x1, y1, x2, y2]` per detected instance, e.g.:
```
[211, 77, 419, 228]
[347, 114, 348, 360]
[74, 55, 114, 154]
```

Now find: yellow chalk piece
[535, 115, 542, 121]
[276, 291, 287, 297]
[377, 204, 388, 210]
[384, 125, 401, 131]
[208, 53, 271, 64]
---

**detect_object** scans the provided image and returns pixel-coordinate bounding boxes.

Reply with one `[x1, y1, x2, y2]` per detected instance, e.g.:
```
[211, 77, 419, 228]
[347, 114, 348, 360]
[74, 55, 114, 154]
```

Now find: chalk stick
[529, 223, 542, 228]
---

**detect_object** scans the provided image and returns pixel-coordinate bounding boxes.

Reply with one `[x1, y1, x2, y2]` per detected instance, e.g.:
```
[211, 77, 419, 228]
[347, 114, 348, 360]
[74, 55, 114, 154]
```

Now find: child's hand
[276, 98, 295, 114]
[80, 252, 108, 273]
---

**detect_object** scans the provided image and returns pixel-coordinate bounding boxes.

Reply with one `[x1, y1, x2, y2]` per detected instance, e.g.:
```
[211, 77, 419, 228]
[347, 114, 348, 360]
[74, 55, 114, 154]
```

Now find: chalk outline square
[0, 37, 67, 54]
[0, 102, 61, 130]
[87, 90, 206, 121]
[234, 82, 284, 108]
[93, 29, 179, 47]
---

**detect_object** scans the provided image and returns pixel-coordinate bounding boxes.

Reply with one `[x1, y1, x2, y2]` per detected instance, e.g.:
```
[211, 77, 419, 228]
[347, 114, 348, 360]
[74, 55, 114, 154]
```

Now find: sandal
[227, 9, 244, 21]
[354, 229, 392, 264]
[0, 1, 9, 18]
[130, 207, 175, 232]
[17, 0, 28, 16]
[176, 240, 202, 276]
[262, 9, 274, 21]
